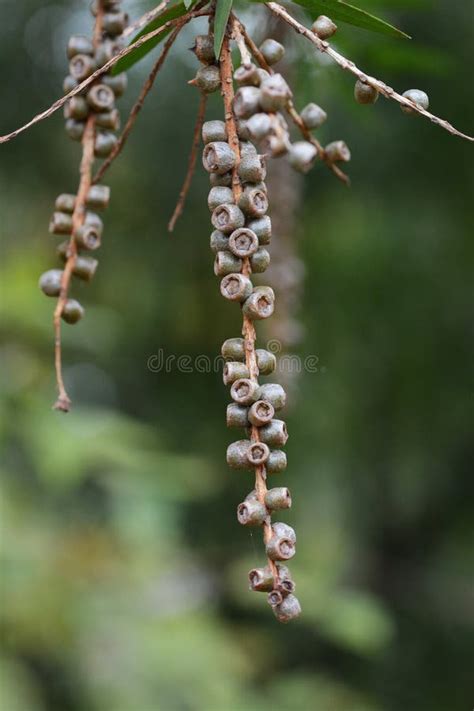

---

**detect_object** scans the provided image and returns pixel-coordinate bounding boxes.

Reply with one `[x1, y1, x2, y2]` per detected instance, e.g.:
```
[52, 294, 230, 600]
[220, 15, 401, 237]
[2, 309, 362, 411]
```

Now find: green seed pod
[192, 35, 215, 65]
[87, 83, 115, 112]
[103, 11, 129, 36]
[102, 73, 128, 97]
[193, 64, 221, 94]
[266, 534, 295, 561]
[265, 487, 292, 510]
[64, 96, 89, 121]
[239, 186, 268, 218]
[354, 79, 378, 105]
[55, 194, 76, 213]
[63, 76, 78, 94]
[267, 589, 284, 607]
[242, 287, 275, 320]
[236, 119, 251, 141]
[325, 140, 351, 163]
[67, 35, 94, 59]
[289, 141, 318, 173]
[312, 15, 337, 39]
[256, 349, 276, 375]
[300, 102, 327, 130]
[220, 273, 253, 302]
[250, 247, 270, 273]
[65, 119, 85, 142]
[237, 499, 267, 526]
[267, 449, 287, 474]
[87, 185, 111, 211]
[226, 403, 249, 428]
[69, 54, 95, 81]
[208, 186, 234, 211]
[233, 86, 261, 119]
[246, 113, 272, 141]
[74, 223, 102, 251]
[249, 566, 274, 592]
[39, 269, 63, 297]
[248, 399, 275, 426]
[61, 298, 84, 325]
[203, 142, 236, 175]
[247, 441, 270, 466]
[202, 120, 227, 144]
[257, 381, 287, 408]
[226, 439, 251, 469]
[223, 361, 250, 385]
[211, 204, 245, 234]
[221, 337, 245, 360]
[272, 522, 296, 542]
[238, 152, 267, 183]
[49, 211, 73, 235]
[210, 230, 229, 254]
[209, 171, 232, 188]
[214, 251, 242, 276]
[230, 378, 260, 405]
[273, 594, 301, 623]
[259, 74, 292, 112]
[71, 255, 99, 282]
[247, 215, 272, 244]
[234, 63, 261, 87]
[259, 39, 285, 66]
[259, 419, 288, 447]
[401, 88, 429, 114]
[94, 131, 117, 158]
[95, 108, 121, 131]
[228, 228, 259, 258]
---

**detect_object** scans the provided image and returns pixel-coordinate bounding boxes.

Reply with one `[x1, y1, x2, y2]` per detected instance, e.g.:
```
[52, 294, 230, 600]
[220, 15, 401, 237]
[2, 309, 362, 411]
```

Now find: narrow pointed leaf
[214, 0, 234, 58]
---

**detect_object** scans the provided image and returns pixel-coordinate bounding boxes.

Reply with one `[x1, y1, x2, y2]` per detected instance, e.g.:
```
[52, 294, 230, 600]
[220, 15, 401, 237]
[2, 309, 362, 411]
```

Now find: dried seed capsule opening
[278, 578, 296, 595]
[248, 566, 274, 592]
[247, 441, 270, 466]
[211, 204, 245, 234]
[239, 188, 269, 218]
[69, 54, 95, 81]
[237, 499, 267, 526]
[203, 142, 236, 175]
[266, 535, 296, 561]
[220, 273, 252, 302]
[87, 83, 116, 112]
[75, 224, 102, 251]
[267, 590, 284, 607]
[248, 400, 275, 426]
[230, 378, 259, 405]
[228, 228, 259, 258]
[243, 290, 275, 320]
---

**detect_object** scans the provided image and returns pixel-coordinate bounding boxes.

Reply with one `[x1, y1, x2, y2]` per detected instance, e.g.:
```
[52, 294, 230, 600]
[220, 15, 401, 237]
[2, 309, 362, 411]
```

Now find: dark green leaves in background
[288, 0, 410, 38]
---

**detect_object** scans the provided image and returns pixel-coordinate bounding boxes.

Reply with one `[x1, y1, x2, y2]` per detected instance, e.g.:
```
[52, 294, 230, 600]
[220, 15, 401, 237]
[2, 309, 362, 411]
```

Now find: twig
[220, 27, 279, 585]
[238, 19, 350, 185]
[266, 2, 473, 142]
[0, 7, 210, 145]
[168, 92, 207, 232]
[93, 24, 183, 184]
[123, 0, 170, 39]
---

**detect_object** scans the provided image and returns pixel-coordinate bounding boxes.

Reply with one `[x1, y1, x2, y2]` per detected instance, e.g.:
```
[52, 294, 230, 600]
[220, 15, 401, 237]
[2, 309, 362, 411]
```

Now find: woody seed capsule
[87, 84, 116, 112]
[289, 141, 318, 173]
[236, 119, 250, 141]
[238, 152, 267, 183]
[67, 35, 94, 59]
[242, 288, 275, 320]
[87, 185, 111, 211]
[63, 76, 78, 94]
[256, 349, 276, 375]
[70, 255, 99, 282]
[74, 224, 102, 251]
[268, 589, 284, 607]
[193, 64, 221, 94]
[312, 15, 337, 39]
[248, 400, 275, 426]
[55, 194, 76, 213]
[234, 64, 261, 87]
[259, 419, 289, 446]
[250, 247, 270, 273]
[49, 212, 73, 235]
[237, 499, 267, 526]
[247, 441, 270, 466]
[214, 251, 242, 276]
[259, 74, 292, 112]
[203, 142, 236, 175]
[239, 186, 268, 218]
[354, 79, 378, 105]
[103, 12, 129, 36]
[64, 96, 89, 121]
[300, 102, 327, 129]
[259, 39, 285, 66]
[223, 361, 250, 385]
[228, 228, 259, 258]
[249, 566, 274, 592]
[233, 86, 261, 119]
[210, 230, 229, 254]
[273, 594, 301, 622]
[102, 73, 128, 97]
[325, 140, 351, 163]
[69, 54, 95, 81]
[230, 378, 259, 405]
[278, 578, 296, 596]
[209, 171, 232, 188]
[220, 273, 252, 302]
[192, 35, 215, 65]
[211, 204, 245, 234]
[226, 403, 249, 428]
[39, 269, 63, 297]
[226, 439, 251, 469]
[266, 449, 287, 473]
[266, 534, 295, 561]
[202, 120, 227, 144]
[95, 132, 117, 158]
[65, 119, 85, 142]
[265, 487, 292, 510]
[208, 187, 234, 211]
[247, 215, 272, 244]
[272, 522, 296, 542]
[221, 337, 245, 360]
[95, 108, 120, 131]
[61, 299, 84, 325]
[246, 113, 272, 141]
[401, 88, 430, 114]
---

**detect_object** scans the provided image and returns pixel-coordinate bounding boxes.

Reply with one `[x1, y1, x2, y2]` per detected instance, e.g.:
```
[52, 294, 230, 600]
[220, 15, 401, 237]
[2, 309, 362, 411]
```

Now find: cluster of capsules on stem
[38, 0, 129, 410]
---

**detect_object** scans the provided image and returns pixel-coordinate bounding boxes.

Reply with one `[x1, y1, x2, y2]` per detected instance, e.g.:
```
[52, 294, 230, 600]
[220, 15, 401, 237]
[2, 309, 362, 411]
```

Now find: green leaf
[214, 0, 233, 58]
[265, 0, 410, 39]
[113, 2, 193, 75]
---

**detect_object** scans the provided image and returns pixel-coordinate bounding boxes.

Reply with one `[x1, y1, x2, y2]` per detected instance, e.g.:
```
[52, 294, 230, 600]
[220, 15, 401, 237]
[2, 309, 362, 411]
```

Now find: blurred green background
[1, 1, 473, 709]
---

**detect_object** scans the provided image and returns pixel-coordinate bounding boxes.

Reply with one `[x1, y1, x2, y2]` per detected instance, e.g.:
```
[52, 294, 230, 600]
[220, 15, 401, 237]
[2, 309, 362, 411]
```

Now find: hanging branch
[123, 0, 170, 39]
[168, 93, 207, 232]
[266, 2, 473, 142]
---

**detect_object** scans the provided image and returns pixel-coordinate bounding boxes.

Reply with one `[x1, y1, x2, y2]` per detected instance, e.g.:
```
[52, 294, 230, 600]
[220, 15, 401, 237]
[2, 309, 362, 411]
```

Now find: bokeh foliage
[1, 1, 473, 709]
